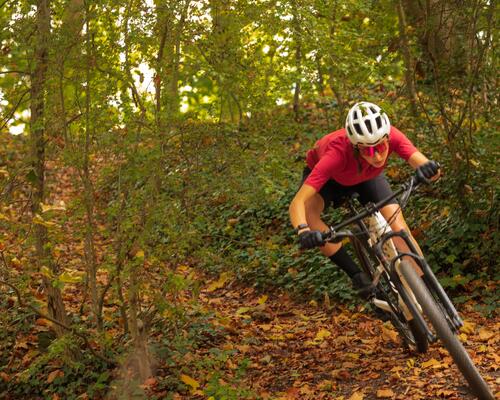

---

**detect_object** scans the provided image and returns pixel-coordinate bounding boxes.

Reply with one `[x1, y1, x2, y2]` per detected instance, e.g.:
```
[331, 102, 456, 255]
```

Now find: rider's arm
[289, 183, 317, 233]
[408, 151, 441, 181]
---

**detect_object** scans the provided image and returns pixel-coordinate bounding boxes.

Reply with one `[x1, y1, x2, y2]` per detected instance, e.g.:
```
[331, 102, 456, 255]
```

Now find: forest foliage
[0, 0, 498, 398]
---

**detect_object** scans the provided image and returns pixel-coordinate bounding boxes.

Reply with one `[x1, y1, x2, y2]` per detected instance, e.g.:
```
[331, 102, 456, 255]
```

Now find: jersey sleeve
[389, 127, 418, 161]
[303, 151, 345, 192]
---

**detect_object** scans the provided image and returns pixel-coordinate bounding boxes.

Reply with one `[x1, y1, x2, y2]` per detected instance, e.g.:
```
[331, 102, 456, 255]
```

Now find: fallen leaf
[314, 328, 331, 341]
[299, 385, 314, 395]
[257, 295, 268, 304]
[33, 214, 60, 228]
[421, 358, 441, 369]
[460, 320, 475, 335]
[349, 391, 364, 400]
[180, 374, 199, 390]
[436, 389, 455, 397]
[260, 355, 272, 364]
[135, 250, 145, 259]
[206, 272, 231, 292]
[236, 344, 251, 353]
[47, 370, 64, 383]
[236, 307, 252, 315]
[285, 387, 300, 399]
[140, 377, 157, 389]
[478, 328, 494, 341]
[40, 202, 66, 213]
[376, 388, 394, 398]
[381, 325, 399, 343]
[59, 271, 85, 284]
[35, 318, 50, 326]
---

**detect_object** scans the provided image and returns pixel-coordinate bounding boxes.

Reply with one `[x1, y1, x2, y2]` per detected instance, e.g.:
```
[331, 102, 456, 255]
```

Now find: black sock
[329, 247, 361, 278]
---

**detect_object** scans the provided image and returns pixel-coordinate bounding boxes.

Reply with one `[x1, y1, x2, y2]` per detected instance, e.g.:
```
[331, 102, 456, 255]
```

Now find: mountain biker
[289, 101, 440, 298]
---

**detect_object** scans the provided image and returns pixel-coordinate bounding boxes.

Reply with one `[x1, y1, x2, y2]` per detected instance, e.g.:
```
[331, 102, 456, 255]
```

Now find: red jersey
[304, 126, 417, 191]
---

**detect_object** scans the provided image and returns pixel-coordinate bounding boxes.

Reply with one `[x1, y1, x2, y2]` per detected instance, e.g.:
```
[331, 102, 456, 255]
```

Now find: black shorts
[300, 167, 398, 209]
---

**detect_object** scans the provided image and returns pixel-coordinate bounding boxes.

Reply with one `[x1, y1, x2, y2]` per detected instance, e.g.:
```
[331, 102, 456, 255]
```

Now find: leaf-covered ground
[164, 269, 499, 400]
[2, 161, 498, 400]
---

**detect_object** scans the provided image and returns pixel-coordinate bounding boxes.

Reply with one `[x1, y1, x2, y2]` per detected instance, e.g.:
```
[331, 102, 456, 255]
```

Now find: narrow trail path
[191, 273, 499, 399]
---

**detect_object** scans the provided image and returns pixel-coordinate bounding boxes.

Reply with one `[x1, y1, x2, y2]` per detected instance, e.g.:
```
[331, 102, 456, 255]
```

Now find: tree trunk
[403, 0, 469, 79]
[155, 15, 168, 129]
[30, 0, 70, 337]
[327, 6, 346, 121]
[209, 0, 242, 123]
[396, 0, 418, 117]
[291, 0, 302, 121]
[167, 1, 190, 120]
[82, 6, 101, 331]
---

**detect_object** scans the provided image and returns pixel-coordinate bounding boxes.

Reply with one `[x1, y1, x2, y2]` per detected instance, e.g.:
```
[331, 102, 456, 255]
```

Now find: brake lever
[322, 229, 343, 243]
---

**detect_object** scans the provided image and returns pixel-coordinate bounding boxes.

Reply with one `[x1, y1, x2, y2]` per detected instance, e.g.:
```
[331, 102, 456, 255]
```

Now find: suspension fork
[378, 230, 464, 332]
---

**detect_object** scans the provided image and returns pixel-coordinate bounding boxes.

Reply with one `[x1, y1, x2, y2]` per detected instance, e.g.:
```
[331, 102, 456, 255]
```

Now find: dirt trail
[194, 276, 499, 400]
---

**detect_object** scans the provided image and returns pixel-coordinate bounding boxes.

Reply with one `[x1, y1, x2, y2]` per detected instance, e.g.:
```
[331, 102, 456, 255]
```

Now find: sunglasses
[358, 141, 388, 157]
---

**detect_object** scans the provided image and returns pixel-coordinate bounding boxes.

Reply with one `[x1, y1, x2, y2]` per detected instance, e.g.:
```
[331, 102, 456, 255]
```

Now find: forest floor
[50, 161, 499, 400]
[160, 267, 500, 400]
[6, 161, 497, 400]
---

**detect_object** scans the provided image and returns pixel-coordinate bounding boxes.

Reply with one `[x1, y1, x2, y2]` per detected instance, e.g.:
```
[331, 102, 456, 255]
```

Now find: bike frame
[325, 178, 464, 344]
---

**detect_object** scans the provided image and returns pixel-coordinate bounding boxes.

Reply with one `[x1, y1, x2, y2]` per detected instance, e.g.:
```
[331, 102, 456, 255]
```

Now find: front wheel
[399, 261, 494, 400]
[350, 234, 428, 353]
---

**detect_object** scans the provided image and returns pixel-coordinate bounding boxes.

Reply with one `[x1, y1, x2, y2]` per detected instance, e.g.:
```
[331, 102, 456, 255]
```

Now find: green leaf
[58, 271, 84, 284]
[25, 169, 38, 184]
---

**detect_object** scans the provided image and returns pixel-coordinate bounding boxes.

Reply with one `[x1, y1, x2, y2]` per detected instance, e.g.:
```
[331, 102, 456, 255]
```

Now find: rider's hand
[298, 230, 325, 249]
[416, 160, 440, 184]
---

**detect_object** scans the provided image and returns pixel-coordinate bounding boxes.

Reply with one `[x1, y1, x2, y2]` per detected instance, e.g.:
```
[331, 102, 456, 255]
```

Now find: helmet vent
[354, 123, 363, 135]
[367, 120, 374, 133]
[376, 116, 382, 129]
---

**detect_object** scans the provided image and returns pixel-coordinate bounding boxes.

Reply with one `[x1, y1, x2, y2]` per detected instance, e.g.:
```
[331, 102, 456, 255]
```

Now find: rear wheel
[400, 261, 494, 400]
[350, 235, 428, 353]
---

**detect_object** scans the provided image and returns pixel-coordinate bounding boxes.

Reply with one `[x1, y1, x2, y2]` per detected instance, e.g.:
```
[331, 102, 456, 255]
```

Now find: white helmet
[345, 102, 390, 146]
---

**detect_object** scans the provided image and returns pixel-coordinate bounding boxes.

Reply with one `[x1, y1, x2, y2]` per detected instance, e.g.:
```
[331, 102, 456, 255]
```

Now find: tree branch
[0, 70, 29, 75]
[0, 89, 30, 131]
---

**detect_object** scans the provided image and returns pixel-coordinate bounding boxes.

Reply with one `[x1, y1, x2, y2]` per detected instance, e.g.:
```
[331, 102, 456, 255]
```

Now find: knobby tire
[350, 235, 428, 353]
[400, 261, 494, 400]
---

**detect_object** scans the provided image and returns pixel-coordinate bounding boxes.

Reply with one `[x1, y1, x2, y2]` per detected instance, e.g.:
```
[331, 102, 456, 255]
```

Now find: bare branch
[0, 89, 30, 131]
[0, 70, 29, 75]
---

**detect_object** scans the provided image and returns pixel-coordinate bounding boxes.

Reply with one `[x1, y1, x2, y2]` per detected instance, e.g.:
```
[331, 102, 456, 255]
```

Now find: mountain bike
[321, 174, 494, 400]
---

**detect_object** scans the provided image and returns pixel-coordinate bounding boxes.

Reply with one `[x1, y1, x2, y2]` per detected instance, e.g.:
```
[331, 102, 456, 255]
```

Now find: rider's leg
[380, 203, 424, 275]
[305, 194, 372, 293]
[355, 175, 424, 259]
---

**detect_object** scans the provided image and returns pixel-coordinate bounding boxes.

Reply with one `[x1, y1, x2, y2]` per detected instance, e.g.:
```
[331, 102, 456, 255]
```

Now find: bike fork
[379, 230, 464, 330]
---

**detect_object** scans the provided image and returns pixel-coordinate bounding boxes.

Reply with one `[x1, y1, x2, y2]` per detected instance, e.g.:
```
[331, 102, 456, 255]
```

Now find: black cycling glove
[298, 230, 325, 249]
[416, 160, 439, 184]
